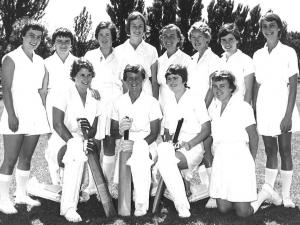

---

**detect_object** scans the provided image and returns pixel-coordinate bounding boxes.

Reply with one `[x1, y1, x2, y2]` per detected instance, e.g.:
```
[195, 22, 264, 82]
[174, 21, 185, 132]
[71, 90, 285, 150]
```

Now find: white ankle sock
[265, 168, 278, 188]
[103, 155, 115, 182]
[280, 170, 293, 200]
[0, 174, 12, 201]
[15, 169, 30, 197]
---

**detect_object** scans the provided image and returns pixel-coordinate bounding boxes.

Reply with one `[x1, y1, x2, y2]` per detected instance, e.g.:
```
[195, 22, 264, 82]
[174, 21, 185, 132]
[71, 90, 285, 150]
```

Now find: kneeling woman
[209, 71, 276, 217]
[45, 58, 101, 222]
[157, 64, 211, 218]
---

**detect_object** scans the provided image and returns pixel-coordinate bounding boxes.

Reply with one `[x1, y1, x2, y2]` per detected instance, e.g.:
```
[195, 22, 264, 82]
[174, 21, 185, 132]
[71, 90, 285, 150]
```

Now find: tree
[0, 0, 49, 42]
[73, 6, 93, 57]
[146, 0, 177, 55]
[177, 0, 204, 55]
[106, 0, 145, 45]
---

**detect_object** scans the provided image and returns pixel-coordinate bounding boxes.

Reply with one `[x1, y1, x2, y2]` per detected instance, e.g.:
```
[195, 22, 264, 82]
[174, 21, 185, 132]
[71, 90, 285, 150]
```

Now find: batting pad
[27, 177, 62, 202]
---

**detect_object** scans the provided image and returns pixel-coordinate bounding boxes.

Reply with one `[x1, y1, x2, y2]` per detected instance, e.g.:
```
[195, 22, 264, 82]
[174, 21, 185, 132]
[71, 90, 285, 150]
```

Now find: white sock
[265, 168, 278, 188]
[251, 188, 270, 213]
[15, 169, 30, 198]
[103, 155, 115, 182]
[280, 170, 293, 200]
[0, 174, 12, 201]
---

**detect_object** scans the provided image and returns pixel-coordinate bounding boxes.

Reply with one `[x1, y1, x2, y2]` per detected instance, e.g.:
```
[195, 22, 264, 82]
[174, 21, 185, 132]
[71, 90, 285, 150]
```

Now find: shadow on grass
[2, 196, 300, 225]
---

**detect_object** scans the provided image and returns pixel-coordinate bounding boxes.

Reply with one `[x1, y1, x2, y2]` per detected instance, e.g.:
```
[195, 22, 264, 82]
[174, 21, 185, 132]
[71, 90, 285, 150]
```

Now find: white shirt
[157, 49, 191, 85]
[164, 89, 210, 141]
[188, 48, 219, 99]
[53, 84, 102, 135]
[45, 52, 77, 91]
[114, 39, 158, 96]
[85, 48, 123, 102]
[209, 95, 255, 144]
[111, 92, 162, 140]
[219, 49, 254, 98]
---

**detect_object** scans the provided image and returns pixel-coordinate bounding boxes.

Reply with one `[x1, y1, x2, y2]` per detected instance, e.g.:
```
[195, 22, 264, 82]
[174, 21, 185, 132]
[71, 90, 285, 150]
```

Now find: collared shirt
[53, 84, 102, 134]
[188, 48, 219, 99]
[45, 52, 77, 91]
[115, 39, 158, 78]
[209, 95, 255, 144]
[85, 48, 123, 102]
[219, 49, 254, 98]
[111, 91, 162, 140]
[253, 41, 299, 85]
[157, 49, 191, 85]
[164, 89, 210, 140]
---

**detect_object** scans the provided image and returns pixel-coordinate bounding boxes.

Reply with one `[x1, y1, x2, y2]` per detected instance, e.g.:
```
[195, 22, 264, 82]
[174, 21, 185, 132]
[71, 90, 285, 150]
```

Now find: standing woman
[187, 21, 219, 208]
[157, 24, 191, 111]
[253, 12, 300, 208]
[114, 11, 159, 98]
[218, 23, 254, 104]
[0, 21, 49, 214]
[84, 21, 124, 184]
[156, 64, 211, 218]
[45, 27, 77, 135]
[187, 21, 219, 106]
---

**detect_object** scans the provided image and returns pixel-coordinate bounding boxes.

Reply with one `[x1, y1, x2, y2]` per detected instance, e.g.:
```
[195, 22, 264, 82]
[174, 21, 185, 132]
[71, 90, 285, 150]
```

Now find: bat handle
[124, 130, 129, 140]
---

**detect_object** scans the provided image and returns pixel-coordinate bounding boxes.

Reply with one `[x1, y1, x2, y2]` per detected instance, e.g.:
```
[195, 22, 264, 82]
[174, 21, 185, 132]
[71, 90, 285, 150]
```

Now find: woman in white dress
[156, 64, 211, 218]
[114, 11, 159, 98]
[0, 21, 49, 214]
[45, 58, 101, 222]
[110, 64, 161, 217]
[253, 12, 300, 208]
[218, 23, 254, 104]
[157, 24, 191, 112]
[84, 21, 124, 184]
[209, 70, 277, 217]
[187, 21, 219, 208]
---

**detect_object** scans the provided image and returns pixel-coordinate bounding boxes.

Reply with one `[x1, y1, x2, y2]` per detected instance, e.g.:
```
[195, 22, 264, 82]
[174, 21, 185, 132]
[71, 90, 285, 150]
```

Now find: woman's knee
[235, 207, 252, 218]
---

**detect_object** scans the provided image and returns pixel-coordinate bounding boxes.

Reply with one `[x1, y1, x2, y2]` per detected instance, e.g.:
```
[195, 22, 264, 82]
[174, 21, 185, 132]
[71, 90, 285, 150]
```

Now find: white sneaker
[15, 195, 41, 207]
[175, 204, 191, 218]
[205, 198, 217, 208]
[134, 203, 147, 217]
[64, 209, 82, 222]
[262, 183, 282, 206]
[0, 199, 17, 214]
[283, 198, 295, 208]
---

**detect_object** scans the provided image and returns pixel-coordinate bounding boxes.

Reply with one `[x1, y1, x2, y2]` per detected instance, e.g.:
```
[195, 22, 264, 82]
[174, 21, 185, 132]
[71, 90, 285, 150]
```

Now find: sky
[42, 0, 300, 36]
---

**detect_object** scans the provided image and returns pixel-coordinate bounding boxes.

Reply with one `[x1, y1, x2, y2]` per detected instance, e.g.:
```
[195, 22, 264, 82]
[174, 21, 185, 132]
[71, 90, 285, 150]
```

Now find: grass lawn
[0, 86, 300, 225]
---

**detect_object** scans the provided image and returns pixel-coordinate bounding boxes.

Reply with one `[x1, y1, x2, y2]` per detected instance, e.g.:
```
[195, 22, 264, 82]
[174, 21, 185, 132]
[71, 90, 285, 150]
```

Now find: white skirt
[209, 142, 257, 202]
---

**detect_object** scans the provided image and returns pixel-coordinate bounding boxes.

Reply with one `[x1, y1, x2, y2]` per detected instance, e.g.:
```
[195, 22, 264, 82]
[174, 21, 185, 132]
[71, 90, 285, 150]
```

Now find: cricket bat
[80, 121, 117, 218]
[152, 118, 184, 213]
[118, 130, 133, 216]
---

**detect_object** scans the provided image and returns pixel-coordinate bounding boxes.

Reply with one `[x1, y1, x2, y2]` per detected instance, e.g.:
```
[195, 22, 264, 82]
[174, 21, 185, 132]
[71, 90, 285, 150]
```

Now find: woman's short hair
[165, 64, 188, 84]
[188, 21, 211, 41]
[21, 20, 44, 37]
[123, 64, 146, 81]
[218, 23, 241, 43]
[52, 27, 74, 45]
[125, 11, 146, 34]
[95, 21, 117, 44]
[70, 58, 95, 81]
[159, 24, 184, 48]
[259, 11, 283, 37]
[211, 70, 237, 93]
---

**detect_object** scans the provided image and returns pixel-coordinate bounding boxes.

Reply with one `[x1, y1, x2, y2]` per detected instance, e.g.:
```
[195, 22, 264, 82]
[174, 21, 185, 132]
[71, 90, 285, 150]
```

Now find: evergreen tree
[73, 6, 93, 57]
[106, 0, 145, 45]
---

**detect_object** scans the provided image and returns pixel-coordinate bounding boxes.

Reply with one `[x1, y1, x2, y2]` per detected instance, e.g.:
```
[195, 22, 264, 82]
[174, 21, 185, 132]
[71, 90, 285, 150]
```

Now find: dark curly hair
[165, 64, 188, 84]
[21, 20, 44, 37]
[70, 58, 95, 81]
[52, 27, 74, 45]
